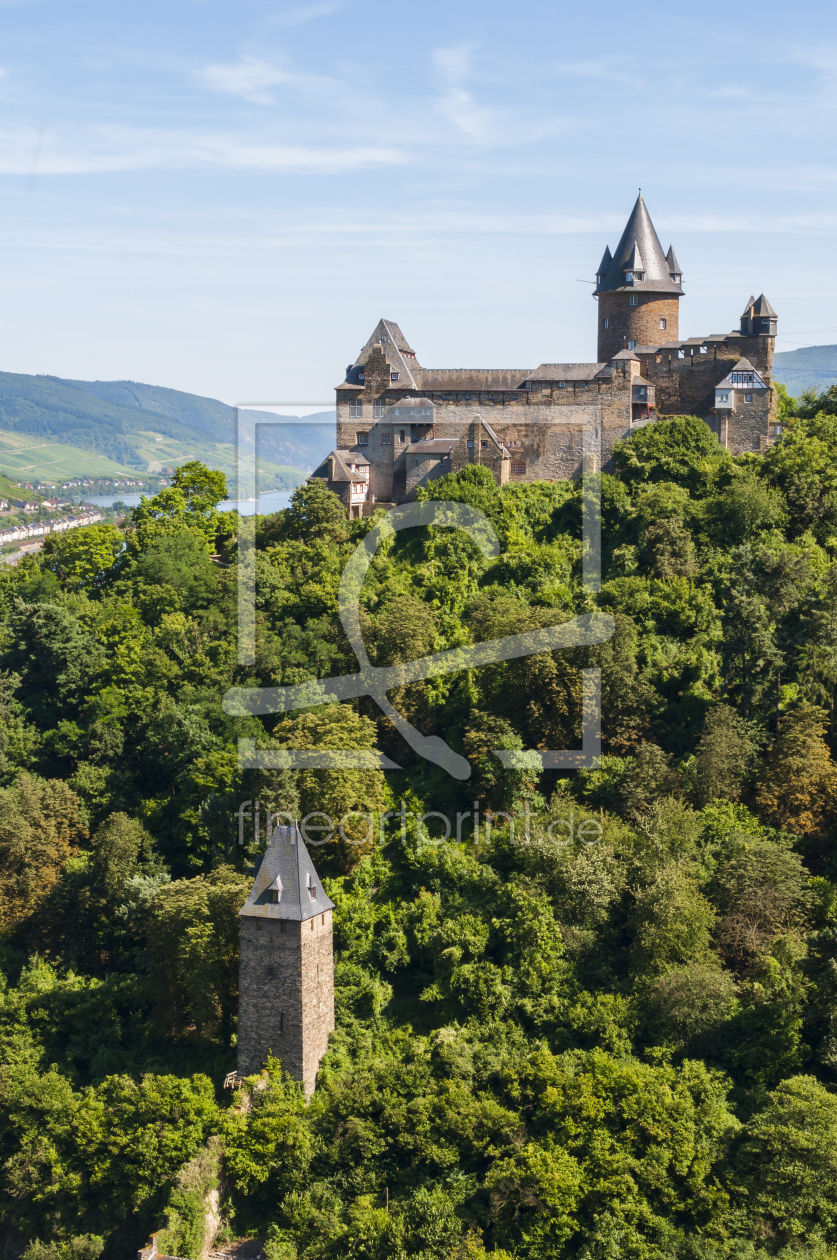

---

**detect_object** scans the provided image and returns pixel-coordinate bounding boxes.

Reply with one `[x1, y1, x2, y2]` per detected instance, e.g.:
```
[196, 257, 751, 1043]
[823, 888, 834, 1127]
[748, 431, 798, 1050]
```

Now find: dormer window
[625, 271, 645, 283]
[391, 373, 399, 382]
[358, 372, 365, 383]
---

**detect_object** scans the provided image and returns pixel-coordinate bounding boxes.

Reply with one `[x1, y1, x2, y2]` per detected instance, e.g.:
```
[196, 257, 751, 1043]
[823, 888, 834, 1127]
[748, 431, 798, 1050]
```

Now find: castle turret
[594, 194, 683, 361]
[237, 825, 335, 1095]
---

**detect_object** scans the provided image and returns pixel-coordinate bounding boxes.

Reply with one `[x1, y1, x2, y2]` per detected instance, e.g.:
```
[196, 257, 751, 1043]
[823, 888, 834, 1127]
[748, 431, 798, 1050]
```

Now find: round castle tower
[594, 194, 684, 362]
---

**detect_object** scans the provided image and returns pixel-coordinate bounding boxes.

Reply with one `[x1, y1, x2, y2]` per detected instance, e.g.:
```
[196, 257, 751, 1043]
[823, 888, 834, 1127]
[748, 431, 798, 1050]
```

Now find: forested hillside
[7, 395, 837, 1259]
[0, 370, 335, 488]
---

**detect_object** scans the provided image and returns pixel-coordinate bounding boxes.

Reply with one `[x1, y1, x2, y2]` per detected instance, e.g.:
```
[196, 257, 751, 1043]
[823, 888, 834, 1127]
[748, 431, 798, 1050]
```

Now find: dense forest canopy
[6, 392, 837, 1258]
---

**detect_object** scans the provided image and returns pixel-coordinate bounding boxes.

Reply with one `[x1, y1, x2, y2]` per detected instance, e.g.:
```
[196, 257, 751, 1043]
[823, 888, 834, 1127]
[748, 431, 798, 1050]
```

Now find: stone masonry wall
[597, 292, 680, 361]
[337, 367, 637, 496]
[237, 910, 334, 1094]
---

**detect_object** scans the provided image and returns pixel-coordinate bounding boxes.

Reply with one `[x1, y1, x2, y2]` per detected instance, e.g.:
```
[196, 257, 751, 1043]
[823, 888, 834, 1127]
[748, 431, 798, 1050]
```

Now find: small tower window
[267, 966, 275, 977]
[745, 392, 752, 402]
[280, 920, 286, 934]
[280, 1013, 284, 1034]
[358, 372, 365, 383]
[349, 400, 362, 418]
[603, 318, 609, 329]
[659, 318, 666, 330]
[628, 340, 636, 350]
[256, 919, 263, 931]
[629, 295, 639, 306]
[558, 381, 566, 388]
[391, 372, 399, 381]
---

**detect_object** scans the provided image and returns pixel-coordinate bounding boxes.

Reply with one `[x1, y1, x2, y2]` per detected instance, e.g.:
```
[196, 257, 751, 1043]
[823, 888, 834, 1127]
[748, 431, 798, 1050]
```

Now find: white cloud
[431, 45, 492, 141]
[199, 56, 289, 105]
[0, 124, 406, 174]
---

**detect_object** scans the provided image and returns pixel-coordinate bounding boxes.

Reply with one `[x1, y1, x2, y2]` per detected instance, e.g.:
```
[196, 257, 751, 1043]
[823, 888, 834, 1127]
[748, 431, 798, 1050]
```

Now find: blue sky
[1, 0, 836, 402]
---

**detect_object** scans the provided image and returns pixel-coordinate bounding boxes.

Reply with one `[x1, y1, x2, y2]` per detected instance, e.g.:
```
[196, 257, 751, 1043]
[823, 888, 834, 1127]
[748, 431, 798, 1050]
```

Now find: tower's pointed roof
[665, 245, 681, 277]
[240, 825, 335, 923]
[741, 295, 756, 318]
[596, 245, 612, 278]
[752, 293, 776, 318]
[594, 194, 684, 296]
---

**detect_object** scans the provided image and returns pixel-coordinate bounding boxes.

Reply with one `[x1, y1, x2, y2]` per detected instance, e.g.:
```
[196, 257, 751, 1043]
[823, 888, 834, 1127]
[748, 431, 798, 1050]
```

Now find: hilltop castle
[237, 825, 334, 1095]
[316, 194, 779, 512]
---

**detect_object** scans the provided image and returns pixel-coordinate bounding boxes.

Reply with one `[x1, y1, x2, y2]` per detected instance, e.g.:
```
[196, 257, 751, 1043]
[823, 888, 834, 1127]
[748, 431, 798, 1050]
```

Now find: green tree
[144, 866, 250, 1044]
[735, 1075, 837, 1243]
[40, 524, 125, 591]
[613, 414, 731, 495]
[280, 479, 348, 544]
[0, 774, 87, 931]
[755, 705, 837, 837]
[692, 704, 759, 807]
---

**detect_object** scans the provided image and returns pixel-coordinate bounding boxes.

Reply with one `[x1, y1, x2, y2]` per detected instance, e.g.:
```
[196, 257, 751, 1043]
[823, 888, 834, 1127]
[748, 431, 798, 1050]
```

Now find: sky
[1, 0, 837, 403]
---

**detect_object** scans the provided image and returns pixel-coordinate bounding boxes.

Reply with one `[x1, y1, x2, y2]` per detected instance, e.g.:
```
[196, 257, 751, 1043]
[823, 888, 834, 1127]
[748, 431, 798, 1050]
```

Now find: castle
[315, 194, 780, 511]
[237, 825, 334, 1095]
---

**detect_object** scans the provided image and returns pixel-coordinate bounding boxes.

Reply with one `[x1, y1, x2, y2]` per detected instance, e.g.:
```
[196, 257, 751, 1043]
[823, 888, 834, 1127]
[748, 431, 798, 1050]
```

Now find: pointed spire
[625, 241, 645, 272]
[665, 245, 681, 279]
[741, 295, 755, 319]
[752, 293, 777, 318]
[594, 193, 683, 296]
[596, 245, 612, 280]
[240, 825, 335, 923]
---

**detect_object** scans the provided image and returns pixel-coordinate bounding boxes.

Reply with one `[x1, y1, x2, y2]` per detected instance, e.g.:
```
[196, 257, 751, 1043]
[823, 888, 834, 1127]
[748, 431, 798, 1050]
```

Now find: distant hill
[0, 371, 336, 492]
[772, 344, 837, 397]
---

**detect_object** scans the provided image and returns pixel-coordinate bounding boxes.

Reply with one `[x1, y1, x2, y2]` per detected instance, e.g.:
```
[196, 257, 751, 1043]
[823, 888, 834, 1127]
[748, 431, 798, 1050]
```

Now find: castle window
[481, 441, 488, 449]
[309, 885, 317, 899]
[322, 913, 325, 925]
[603, 319, 609, 329]
[381, 433, 392, 444]
[511, 463, 526, 475]
[678, 350, 685, 359]
[629, 295, 639, 306]
[745, 393, 752, 402]
[269, 890, 280, 903]
[524, 381, 532, 391]
[373, 400, 386, 418]
[700, 345, 707, 354]
[280, 1013, 284, 1033]
[358, 372, 365, 383]
[628, 340, 636, 350]
[280, 920, 286, 933]
[659, 318, 666, 330]
[356, 432, 368, 445]
[508, 440, 519, 447]
[310, 920, 314, 931]
[558, 381, 566, 388]
[256, 919, 263, 931]
[391, 372, 399, 381]
[400, 430, 406, 441]
[267, 966, 274, 977]
[349, 401, 362, 418]
[467, 441, 474, 448]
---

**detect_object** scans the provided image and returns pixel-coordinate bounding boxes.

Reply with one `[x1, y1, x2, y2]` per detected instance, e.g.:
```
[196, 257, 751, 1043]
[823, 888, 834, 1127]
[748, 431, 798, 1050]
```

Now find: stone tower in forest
[594, 192, 684, 361]
[237, 825, 335, 1095]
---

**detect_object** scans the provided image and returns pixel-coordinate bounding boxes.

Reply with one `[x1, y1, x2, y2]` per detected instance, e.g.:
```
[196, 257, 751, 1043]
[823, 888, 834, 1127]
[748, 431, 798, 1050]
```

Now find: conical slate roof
[741, 295, 756, 318]
[594, 194, 684, 296]
[596, 245, 612, 279]
[665, 245, 681, 278]
[240, 825, 335, 923]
